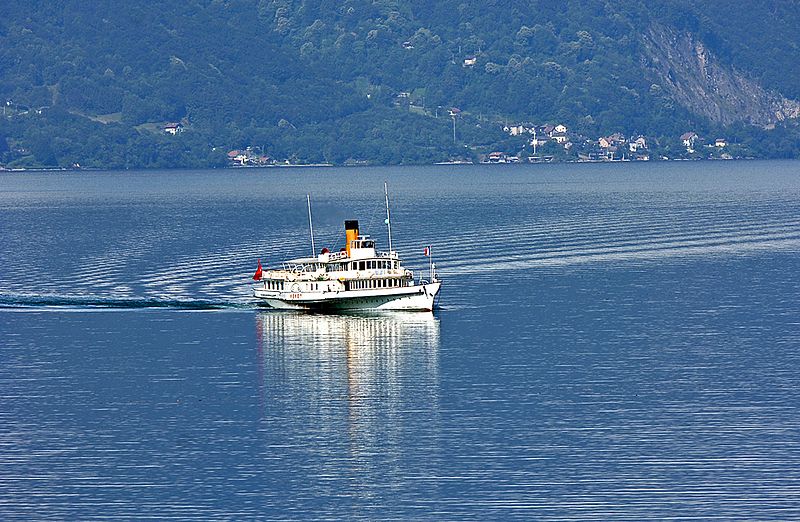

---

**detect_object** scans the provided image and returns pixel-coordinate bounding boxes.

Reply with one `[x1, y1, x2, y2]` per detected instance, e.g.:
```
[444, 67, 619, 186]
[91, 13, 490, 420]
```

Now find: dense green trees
[1, 0, 798, 168]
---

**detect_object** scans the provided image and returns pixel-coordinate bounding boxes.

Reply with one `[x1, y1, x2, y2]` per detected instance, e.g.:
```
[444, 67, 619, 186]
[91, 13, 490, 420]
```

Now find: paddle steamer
[252, 185, 440, 311]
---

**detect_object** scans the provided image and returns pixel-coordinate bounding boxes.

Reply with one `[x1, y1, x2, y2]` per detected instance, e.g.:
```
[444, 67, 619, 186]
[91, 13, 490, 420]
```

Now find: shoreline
[1, 155, 764, 173]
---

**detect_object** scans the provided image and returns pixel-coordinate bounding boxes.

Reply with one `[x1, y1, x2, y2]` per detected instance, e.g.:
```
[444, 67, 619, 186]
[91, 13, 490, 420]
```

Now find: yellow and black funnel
[345, 220, 359, 257]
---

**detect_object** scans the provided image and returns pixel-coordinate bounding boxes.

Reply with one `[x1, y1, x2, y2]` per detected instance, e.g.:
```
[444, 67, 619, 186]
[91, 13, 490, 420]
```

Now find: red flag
[253, 259, 263, 281]
[423, 246, 430, 256]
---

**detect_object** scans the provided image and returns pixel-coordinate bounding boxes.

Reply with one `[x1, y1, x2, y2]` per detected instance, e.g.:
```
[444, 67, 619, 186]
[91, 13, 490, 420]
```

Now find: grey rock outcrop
[641, 25, 800, 127]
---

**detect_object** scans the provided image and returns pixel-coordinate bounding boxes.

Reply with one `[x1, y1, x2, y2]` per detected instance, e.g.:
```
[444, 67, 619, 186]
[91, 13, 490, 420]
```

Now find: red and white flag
[423, 246, 431, 256]
[252, 259, 263, 281]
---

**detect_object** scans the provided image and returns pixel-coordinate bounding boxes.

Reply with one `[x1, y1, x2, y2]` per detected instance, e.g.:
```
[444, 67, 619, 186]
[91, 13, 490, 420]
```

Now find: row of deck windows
[355, 260, 397, 270]
[351, 278, 403, 290]
[265, 280, 284, 290]
[326, 260, 397, 272]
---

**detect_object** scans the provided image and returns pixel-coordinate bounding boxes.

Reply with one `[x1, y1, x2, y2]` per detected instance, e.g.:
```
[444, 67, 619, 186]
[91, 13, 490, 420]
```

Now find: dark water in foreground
[2, 161, 800, 519]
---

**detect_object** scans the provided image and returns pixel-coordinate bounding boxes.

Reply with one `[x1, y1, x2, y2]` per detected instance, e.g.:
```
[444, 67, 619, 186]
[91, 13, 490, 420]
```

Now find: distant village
[479, 122, 731, 164]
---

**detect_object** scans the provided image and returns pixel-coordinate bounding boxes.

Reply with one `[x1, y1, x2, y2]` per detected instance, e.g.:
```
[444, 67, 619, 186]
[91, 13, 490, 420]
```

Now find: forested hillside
[2, 0, 800, 168]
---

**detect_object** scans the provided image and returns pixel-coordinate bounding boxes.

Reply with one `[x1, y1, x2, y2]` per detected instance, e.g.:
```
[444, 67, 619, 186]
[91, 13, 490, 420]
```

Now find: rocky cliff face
[641, 25, 800, 127]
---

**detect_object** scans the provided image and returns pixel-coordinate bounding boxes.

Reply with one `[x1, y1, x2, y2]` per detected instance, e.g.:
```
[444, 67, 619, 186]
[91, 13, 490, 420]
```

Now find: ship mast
[306, 194, 316, 257]
[384, 181, 393, 256]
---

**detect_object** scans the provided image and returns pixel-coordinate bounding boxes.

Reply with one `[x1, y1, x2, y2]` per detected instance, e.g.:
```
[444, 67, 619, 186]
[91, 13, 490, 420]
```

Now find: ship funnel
[345, 220, 359, 257]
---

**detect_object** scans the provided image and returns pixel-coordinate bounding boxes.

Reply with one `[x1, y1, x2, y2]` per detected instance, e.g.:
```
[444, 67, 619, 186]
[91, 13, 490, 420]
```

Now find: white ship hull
[254, 282, 441, 311]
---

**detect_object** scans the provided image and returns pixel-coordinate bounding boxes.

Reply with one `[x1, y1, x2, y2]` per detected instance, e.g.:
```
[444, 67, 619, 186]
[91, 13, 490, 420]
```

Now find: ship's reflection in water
[254, 311, 441, 490]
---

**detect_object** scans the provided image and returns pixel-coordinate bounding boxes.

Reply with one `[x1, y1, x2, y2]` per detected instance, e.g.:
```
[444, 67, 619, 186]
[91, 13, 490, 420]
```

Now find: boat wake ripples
[0, 293, 250, 310]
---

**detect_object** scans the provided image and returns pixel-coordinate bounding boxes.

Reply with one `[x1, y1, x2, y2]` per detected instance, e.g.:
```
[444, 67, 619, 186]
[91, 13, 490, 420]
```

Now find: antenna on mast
[384, 181, 393, 256]
[306, 194, 316, 257]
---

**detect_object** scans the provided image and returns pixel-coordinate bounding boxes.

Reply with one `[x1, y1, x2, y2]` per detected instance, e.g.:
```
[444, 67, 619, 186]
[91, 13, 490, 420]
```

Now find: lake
[2, 161, 800, 519]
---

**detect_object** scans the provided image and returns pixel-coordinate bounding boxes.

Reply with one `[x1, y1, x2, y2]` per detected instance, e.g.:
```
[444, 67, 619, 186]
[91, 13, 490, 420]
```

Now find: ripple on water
[1, 164, 800, 519]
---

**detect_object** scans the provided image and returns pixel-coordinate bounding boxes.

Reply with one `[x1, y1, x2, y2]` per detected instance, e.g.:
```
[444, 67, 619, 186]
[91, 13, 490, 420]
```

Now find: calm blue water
[2, 161, 800, 519]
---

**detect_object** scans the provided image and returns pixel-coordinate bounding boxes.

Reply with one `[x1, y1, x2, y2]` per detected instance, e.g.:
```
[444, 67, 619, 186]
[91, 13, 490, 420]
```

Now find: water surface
[2, 161, 800, 519]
